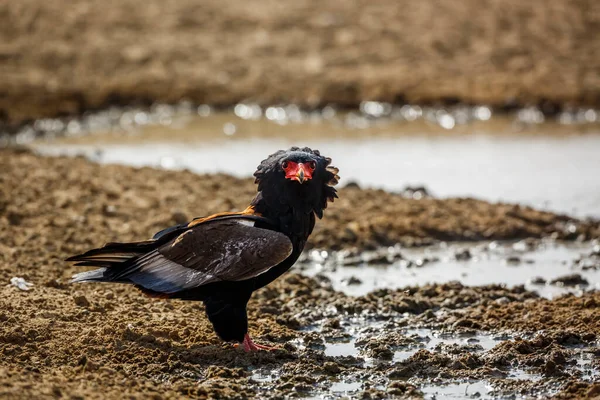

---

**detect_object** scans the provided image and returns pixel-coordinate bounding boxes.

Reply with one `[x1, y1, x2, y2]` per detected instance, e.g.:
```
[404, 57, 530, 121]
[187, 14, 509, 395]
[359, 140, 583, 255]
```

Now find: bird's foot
[240, 334, 277, 352]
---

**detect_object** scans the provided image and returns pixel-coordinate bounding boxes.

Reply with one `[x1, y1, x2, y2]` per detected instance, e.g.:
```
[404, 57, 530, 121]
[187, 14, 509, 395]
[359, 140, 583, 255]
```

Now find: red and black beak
[283, 161, 315, 184]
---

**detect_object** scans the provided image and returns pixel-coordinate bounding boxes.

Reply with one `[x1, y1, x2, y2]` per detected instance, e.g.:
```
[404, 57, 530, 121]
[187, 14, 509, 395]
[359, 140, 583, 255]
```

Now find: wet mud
[2, 0, 600, 125]
[1, 149, 599, 398]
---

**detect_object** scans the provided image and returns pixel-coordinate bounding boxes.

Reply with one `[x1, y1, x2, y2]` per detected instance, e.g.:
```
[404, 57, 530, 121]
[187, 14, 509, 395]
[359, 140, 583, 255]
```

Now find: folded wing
[72, 219, 293, 294]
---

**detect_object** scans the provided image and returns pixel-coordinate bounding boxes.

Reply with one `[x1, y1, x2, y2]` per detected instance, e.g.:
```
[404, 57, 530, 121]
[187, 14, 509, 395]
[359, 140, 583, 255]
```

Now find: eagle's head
[253, 147, 339, 218]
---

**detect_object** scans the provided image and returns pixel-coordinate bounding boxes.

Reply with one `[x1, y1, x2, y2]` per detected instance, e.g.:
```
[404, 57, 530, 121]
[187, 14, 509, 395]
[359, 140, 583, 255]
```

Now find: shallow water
[30, 109, 600, 217]
[420, 381, 494, 399]
[392, 329, 502, 362]
[309, 316, 595, 399]
[300, 241, 600, 298]
[329, 380, 361, 394]
[271, 316, 593, 399]
[322, 328, 505, 365]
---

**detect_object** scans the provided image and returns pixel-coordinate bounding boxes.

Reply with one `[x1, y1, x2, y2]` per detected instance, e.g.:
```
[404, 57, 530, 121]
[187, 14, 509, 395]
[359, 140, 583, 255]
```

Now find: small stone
[550, 273, 589, 287]
[323, 362, 341, 374]
[44, 279, 67, 289]
[73, 294, 90, 307]
[371, 345, 394, 360]
[506, 256, 521, 264]
[530, 276, 546, 285]
[344, 276, 362, 285]
[454, 249, 472, 261]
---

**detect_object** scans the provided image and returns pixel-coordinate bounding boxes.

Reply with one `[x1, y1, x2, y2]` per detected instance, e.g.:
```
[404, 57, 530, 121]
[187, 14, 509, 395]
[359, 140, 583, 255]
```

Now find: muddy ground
[1, 149, 600, 399]
[2, 0, 600, 125]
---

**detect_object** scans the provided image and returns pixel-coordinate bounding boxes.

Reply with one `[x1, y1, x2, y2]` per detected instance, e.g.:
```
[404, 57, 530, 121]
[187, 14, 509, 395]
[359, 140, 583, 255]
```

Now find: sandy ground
[1, 149, 599, 398]
[1, 0, 600, 125]
[2, 148, 598, 258]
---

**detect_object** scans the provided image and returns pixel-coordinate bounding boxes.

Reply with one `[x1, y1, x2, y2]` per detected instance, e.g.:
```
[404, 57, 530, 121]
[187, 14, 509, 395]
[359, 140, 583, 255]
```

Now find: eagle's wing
[106, 219, 292, 293]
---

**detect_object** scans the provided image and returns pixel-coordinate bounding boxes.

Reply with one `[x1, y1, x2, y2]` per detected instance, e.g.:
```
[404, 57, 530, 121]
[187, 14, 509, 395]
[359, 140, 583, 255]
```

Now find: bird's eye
[281, 161, 289, 170]
[308, 161, 316, 170]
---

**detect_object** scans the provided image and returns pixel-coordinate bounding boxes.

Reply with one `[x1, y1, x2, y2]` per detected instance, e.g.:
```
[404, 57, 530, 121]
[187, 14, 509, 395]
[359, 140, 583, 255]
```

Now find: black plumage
[68, 147, 339, 351]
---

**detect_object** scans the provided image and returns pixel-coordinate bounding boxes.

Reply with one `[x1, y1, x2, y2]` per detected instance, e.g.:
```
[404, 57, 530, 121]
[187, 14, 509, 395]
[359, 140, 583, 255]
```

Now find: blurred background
[1, 0, 599, 216]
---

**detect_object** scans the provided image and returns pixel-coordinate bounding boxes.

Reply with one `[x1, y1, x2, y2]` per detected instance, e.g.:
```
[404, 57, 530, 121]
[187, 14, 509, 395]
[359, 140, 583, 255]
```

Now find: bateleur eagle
[68, 147, 339, 351]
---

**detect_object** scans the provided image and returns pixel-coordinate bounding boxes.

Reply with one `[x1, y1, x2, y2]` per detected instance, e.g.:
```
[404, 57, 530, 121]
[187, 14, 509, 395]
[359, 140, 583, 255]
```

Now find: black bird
[68, 147, 339, 351]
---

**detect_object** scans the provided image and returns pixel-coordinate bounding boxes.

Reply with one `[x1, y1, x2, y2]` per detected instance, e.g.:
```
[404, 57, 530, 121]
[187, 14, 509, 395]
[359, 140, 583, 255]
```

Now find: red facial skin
[282, 161, 316, 183]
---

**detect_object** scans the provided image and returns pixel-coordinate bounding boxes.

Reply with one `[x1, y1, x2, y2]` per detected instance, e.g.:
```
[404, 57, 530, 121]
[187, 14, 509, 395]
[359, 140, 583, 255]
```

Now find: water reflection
[33, 132, 600, 217]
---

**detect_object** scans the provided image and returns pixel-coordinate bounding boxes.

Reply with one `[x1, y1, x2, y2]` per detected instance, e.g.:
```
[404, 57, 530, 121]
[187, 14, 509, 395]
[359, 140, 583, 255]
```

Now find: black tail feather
[73, 261, 117, 268]
[66, 240, 157, 263]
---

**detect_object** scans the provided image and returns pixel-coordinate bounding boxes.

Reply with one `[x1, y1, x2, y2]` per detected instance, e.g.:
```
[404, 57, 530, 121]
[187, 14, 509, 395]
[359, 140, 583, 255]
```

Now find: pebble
[530, 276, 547, 285]
[454, 249, 472, 261]
[343, 276, 362, 285]
[550, 273, 589, 287]
[73, 294, 90, 307]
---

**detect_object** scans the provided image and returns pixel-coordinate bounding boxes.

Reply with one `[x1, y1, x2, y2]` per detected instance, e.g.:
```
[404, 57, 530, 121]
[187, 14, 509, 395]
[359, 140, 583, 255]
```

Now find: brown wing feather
[114, 219, 292, 294]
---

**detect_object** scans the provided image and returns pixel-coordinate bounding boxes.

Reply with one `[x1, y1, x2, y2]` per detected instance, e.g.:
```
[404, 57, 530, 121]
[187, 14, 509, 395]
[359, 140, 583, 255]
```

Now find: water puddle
[421, 381, 493, 399]
[315, 324, 574, 399]
[321, 327, 505, 366]
[329, 381, 361, 393]
[249, 368, 278, 383]
[315, 322, 589, 399]
[300, 241, 600, 298]
[28, 108, 600, 217]
[392, 329, 502, 362]
[325, 339, 357, 358]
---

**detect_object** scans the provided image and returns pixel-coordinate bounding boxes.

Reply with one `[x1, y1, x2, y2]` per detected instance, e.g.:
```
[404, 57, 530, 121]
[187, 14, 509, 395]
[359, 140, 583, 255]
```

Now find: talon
[254, 343, 278, 351]
[241, 334, 277, 352]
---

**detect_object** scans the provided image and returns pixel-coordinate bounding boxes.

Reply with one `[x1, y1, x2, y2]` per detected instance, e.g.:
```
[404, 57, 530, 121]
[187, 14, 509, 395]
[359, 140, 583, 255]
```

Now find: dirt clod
[550, 273, 589, 287]
[73, 293, 90, 307]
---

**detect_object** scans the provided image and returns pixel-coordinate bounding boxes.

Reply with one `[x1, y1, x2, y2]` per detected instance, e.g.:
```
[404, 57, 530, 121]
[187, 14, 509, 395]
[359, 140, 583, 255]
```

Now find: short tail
[67, 240, 158, 283]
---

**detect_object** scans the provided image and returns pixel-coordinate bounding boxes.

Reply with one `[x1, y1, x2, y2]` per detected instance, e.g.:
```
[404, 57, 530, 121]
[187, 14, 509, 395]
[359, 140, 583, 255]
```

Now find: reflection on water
[329, 381, 361, 393]
[30, 109, 600, 217]
[420, 381, 494, 399]
[325, 339, 357, 358]
[301, 241, 600, 298]
[393, 329, 503, 362]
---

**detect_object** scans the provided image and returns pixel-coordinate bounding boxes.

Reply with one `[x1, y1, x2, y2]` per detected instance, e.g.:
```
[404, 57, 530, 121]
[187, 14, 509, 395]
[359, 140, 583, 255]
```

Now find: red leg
[241, 334, 278, 352]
